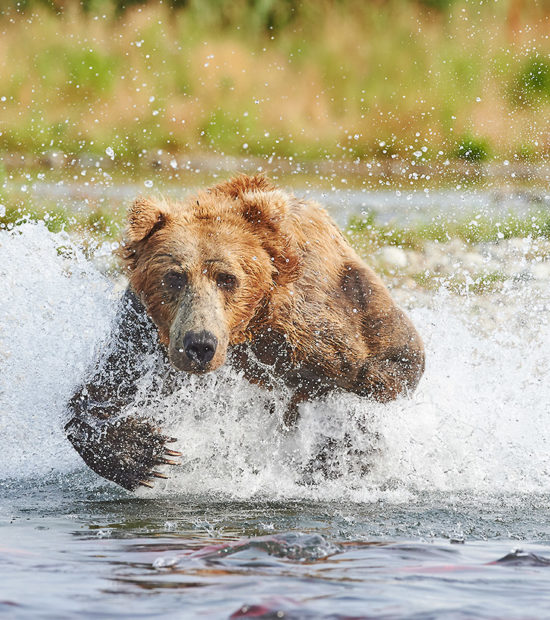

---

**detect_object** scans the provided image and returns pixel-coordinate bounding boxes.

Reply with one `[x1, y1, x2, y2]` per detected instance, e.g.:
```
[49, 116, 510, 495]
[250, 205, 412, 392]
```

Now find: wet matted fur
[66, 174, 425, 489]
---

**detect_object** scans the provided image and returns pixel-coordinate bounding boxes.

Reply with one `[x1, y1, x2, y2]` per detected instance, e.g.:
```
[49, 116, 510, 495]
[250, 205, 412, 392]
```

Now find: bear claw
[139, 480, 154, 488]
[157, 457, 180, 466]
[164, 448, 183, 457]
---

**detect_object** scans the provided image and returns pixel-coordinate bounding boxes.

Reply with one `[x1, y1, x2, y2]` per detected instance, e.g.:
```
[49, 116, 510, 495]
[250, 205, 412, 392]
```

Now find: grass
[412, 271, 509, 295]
[1, 1, 550, 164]
[0, 192, 123, 237]
[346, 211, 550, 254]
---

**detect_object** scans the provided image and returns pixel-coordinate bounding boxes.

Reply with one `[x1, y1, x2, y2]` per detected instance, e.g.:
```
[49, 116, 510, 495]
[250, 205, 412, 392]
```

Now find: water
[2, 199, 550, 618]
[20, 176, 550, 227]
[5, 485, 550, 618]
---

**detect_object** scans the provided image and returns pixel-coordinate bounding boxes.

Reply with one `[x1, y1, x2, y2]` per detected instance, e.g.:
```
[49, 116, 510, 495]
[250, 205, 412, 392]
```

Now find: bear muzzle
[169, 329, 220, 373]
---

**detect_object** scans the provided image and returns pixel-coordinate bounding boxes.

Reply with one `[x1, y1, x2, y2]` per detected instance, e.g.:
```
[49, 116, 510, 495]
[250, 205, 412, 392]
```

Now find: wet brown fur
[119, 174, 425, 406]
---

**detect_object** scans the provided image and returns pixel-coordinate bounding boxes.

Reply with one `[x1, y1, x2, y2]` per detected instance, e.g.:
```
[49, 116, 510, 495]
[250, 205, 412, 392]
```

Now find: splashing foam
[0, 223, 115, 478]
[2, 223, 550, 501]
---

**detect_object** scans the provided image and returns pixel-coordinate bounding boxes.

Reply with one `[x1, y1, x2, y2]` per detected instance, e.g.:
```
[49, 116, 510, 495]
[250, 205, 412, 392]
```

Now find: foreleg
[65, 288, 181, 490]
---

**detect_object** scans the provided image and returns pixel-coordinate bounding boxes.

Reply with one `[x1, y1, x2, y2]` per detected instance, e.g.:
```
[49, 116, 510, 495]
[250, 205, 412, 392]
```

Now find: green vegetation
[511, 54, 550, 106]
[411, 271, 509, 295]
[454, 135, 491, 163]
[0, 0, 550, 164]
[346, 211, 550, 254]
[0, 194, 123, 239]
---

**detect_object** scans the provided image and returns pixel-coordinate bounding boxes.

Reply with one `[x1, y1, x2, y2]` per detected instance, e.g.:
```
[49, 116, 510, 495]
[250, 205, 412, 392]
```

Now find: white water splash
[2, 223, 550, 501]
[0, 222, 115, 478]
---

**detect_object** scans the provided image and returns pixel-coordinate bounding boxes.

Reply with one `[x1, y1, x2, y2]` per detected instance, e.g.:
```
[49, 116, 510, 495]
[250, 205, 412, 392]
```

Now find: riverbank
[1, 1, 550, 162]
[3, 149, 550, 186]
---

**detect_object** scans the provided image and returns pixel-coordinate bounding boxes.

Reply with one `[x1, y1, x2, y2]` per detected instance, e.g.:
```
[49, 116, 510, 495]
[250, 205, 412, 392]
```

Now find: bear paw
[66, 416, 182, 491]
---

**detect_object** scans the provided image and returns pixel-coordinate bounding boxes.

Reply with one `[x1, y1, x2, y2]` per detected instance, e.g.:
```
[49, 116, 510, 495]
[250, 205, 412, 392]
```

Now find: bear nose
[183, 330, 217, 366]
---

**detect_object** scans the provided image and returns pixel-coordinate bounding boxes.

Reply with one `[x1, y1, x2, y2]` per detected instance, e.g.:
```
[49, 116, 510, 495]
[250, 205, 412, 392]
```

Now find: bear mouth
[169, 352, 213, 374]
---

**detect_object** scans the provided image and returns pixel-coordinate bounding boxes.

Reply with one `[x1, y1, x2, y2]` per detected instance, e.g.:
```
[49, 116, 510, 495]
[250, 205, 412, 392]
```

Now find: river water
[2, 186, 550, 618]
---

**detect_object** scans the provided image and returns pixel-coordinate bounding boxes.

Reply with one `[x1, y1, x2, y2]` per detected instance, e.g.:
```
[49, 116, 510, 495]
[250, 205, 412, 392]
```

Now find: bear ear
[126, 197, 170, 243]
[239, 189, 301, 286]
[239, 189, 289, 227]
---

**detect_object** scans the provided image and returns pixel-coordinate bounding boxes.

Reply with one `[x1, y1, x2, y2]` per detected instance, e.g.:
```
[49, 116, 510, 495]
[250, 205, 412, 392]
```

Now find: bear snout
[183, 330, 217, 366]
[169, 329, 220, 373]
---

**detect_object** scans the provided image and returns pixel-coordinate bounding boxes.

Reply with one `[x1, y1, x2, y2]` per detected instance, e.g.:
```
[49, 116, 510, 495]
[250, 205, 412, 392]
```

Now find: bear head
[118, 175, 301, 374]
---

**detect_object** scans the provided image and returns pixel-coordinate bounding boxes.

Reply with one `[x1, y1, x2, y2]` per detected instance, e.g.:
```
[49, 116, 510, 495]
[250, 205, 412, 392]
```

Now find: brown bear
[65, 174, 424, 490]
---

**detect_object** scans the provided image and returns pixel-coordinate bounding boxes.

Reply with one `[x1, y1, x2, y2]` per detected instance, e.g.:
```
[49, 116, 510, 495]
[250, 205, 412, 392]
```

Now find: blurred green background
[1, 0, 549, 165]
[2, 0, 550, 294]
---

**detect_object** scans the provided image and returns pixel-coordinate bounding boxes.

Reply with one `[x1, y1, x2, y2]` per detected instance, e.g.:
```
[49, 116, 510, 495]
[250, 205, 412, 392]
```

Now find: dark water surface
[3, 477, 550, 619]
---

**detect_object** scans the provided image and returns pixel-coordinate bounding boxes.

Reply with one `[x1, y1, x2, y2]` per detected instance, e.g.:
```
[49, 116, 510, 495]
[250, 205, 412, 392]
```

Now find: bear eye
[216, 272, 237, 291]
[163, 270, 188, 290]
